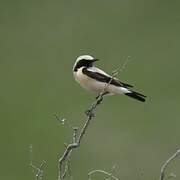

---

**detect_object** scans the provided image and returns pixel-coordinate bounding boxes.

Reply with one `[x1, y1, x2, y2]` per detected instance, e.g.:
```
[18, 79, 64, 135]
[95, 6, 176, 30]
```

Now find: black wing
[82, 68, 133, 88]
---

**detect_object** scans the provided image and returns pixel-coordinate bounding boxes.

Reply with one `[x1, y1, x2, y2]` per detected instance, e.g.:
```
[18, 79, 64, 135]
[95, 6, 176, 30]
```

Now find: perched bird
[73, 55, 146, 102]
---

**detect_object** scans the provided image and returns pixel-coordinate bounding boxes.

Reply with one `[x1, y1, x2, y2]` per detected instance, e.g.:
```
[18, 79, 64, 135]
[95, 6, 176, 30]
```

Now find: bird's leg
[96, 91, 109, 104]
[85, 92, 109, 117]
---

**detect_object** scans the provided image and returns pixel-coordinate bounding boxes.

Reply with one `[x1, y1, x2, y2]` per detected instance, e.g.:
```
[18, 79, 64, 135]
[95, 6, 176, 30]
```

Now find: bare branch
[159, 148, 180, 180]
[58, 93, 105, 180]
[112, 55, 131, 76]
[58, 68, 121, 180]
[29, 145, 46, 180]
[30, 161, 46, 180]
[88, 169, 119, 180]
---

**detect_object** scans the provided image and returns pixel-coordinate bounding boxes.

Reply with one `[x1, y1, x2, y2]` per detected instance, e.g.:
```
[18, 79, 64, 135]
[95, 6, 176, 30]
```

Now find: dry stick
[58, 93, 104, 180]
[88, 169, 119, 180]
[58, 70, 120, 180]
[113, 55, 131, 75]
[30, 161, 46, 180]
[159, 148, 180, 180]
[29, 145, 46, 180]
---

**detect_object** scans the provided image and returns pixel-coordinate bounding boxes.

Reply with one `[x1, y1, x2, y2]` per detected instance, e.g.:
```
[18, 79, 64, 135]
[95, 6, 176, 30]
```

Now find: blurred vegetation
[0, 0, 180, 180]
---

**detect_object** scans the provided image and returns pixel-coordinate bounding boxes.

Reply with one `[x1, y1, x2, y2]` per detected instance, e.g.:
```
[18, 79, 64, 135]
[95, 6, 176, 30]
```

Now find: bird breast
[74, 68, 105, 93]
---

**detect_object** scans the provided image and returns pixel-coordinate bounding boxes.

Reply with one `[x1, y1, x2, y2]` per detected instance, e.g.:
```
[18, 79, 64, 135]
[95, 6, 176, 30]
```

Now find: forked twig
[58, 91, 105, 180]
[30, 161, 46, 180]
[58, 67, 121, 180]
[29, 145, 46, 180]
[110, 55, 131, 81]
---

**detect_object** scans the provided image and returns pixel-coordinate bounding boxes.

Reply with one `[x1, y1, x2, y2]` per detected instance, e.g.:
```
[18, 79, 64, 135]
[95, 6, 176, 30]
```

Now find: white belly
[74, 69, 105, 93]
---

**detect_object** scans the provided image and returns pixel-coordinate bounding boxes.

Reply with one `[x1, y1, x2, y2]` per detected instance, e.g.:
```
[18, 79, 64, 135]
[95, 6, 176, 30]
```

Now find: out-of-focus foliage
[0, 0, 180, 179]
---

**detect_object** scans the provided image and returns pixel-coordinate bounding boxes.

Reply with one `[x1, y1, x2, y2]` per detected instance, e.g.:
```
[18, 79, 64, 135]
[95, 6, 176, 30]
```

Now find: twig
[58, 92, 105, 180]
[159, 148, 180, 180]
[58, 67, 121, 180]
[112, 56, 131, 76]
[30, 161, 46, 180]
[88, 169, 119, 180]
[54, 114, 73, 129]
[29, 145, 46, 180]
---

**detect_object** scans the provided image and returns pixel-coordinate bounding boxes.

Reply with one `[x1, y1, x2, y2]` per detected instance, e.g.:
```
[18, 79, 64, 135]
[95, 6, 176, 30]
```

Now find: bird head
[73, 55, 99, 72]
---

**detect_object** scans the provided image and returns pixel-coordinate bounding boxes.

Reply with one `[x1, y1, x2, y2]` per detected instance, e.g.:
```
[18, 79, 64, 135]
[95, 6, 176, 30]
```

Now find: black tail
[125, 90, 146, 102]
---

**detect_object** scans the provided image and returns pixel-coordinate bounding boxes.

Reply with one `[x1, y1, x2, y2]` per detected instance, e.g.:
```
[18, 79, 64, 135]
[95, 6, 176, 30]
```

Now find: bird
[73, 55, 146, 102]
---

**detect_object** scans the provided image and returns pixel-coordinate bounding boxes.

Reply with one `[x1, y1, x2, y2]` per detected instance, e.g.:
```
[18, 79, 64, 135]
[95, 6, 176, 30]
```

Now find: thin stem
[88, 169, 119, 180]
[159, 148, 180, 180]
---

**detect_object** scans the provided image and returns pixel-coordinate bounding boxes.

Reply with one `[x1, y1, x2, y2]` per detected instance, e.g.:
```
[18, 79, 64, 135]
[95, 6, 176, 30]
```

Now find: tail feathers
[125, 90, 146, 102]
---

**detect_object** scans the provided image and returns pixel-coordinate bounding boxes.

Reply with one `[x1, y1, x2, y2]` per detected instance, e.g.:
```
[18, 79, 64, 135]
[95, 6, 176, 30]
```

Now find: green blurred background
[1, 0, 180, 179]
